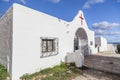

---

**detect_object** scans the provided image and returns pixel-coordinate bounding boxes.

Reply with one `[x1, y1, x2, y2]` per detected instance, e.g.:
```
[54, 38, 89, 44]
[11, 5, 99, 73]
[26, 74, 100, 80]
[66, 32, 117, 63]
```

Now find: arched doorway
[74, 28, 89, 55]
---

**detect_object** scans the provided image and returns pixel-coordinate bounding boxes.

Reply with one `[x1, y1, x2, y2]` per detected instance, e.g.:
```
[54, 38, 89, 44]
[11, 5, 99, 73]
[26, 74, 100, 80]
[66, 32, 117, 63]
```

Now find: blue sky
[0, 0, 120, 43]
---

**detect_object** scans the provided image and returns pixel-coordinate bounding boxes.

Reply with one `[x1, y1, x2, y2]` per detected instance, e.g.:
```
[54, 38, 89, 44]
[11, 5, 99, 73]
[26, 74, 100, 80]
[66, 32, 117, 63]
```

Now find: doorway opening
[74, 28, 89, 55]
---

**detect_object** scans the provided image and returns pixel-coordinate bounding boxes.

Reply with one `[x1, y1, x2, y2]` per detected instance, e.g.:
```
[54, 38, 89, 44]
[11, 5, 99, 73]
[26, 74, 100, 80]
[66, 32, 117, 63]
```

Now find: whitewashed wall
[13, 4, 67, 80]
[100, 37, 108, 51]
[0, 7, 13, 78]
[67, 11, 95, 55]
[10, 3, 96, 80]
[107, 44, 115, 53]
[95, 37, 108, 52]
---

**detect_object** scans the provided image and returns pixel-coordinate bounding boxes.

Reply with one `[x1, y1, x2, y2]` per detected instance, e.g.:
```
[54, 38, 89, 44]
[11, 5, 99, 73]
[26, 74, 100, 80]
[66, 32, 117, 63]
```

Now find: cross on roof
[79, 14, 84, 25]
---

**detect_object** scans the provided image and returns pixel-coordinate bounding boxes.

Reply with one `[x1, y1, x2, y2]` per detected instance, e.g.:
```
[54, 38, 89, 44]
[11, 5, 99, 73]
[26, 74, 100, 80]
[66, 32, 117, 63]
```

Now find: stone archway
[74, 28, 89, 55]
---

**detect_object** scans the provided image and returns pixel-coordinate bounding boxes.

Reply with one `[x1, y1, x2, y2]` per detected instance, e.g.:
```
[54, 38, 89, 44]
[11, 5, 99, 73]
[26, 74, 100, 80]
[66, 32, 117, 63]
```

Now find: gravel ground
[72, 68, 120, 80]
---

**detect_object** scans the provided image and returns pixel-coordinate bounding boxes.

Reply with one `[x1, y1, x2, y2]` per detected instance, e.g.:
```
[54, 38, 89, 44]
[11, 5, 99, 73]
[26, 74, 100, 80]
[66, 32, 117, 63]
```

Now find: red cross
[79, 14, 84, 25]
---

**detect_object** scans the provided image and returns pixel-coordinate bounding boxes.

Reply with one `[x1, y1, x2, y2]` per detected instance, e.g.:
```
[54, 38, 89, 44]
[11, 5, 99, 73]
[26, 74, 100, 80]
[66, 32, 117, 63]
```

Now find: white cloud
[92, 21, 120, 29]
[2, 0, 10, 2]
[20, 0, 26, 4]
[94, 29, 105, 35]
[48, 0, 61, 3]
[92, 21, 120, 36]
[94, 29, 120, 35]
[83, 0, 105, 9]
[107, 32, 120, 35]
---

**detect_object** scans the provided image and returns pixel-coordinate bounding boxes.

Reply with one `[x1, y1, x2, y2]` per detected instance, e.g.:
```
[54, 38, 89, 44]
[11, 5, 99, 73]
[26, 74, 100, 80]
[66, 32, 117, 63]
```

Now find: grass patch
[0, 64, 9, 80]
[20, 62, 83, 80]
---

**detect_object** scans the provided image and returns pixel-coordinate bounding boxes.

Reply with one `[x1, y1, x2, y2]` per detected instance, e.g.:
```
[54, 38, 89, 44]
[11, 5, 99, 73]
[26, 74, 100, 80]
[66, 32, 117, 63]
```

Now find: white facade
[0, 3, 99, 80]
[95, 36, 108, 52]
[107, 44, 116, 53]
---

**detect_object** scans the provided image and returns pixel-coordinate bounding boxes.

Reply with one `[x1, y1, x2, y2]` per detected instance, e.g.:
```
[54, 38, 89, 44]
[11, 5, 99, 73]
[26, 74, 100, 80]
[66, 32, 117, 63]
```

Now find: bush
[20, 73, 32, 80]
[40, 68, 53, 74]
[117, 44, 120, 54]
[59, 62, 67, 69]
[0, 64, 9, 80]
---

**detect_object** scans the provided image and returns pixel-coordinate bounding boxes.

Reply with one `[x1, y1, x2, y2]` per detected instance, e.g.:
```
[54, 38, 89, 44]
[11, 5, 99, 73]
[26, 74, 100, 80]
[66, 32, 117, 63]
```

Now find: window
[90, 41, 93, 46]
[42, 39, 55, 53]
[40, 37, 58, 57]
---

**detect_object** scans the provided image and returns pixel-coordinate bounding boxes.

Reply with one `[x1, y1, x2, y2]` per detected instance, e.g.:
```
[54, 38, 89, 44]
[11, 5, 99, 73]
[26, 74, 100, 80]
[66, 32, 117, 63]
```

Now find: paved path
[84, 51, 120, 74]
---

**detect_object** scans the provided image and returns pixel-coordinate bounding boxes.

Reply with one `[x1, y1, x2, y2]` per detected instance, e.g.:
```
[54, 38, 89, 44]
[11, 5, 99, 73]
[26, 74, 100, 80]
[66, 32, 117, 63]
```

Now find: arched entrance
[74, 28, 89, 55]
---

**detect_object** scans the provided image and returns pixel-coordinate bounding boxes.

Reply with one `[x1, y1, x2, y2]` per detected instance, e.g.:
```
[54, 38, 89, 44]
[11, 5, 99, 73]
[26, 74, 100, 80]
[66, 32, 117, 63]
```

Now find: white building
[0, 3, 101, 80]
[107, 44, 116, 53]
[95, 36, 108, 52]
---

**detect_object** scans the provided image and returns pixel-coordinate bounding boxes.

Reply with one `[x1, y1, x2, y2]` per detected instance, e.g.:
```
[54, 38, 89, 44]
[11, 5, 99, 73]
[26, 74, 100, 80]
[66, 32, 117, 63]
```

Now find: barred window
[42, 39, 55, 53]
[90, 41, 93, 46]
[41, 37, 58, 57]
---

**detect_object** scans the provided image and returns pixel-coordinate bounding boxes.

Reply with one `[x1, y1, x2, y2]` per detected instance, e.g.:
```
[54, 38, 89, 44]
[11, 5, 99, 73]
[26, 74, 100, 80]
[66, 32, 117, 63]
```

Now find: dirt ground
[72, 68, 120, 80]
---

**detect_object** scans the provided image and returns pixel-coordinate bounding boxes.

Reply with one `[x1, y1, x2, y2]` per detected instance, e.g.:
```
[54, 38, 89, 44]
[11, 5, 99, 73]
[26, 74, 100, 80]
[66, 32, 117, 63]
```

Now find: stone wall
[0, 7, 13, 77]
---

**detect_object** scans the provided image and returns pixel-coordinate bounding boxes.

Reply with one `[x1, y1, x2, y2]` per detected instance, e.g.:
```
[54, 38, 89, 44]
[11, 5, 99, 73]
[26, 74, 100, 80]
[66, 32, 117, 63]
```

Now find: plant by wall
[117, 44, 120, 54]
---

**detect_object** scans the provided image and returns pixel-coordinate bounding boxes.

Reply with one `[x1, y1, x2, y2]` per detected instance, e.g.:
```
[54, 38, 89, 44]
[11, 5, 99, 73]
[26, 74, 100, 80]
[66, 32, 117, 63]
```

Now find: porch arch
[74, 28, 89, 55]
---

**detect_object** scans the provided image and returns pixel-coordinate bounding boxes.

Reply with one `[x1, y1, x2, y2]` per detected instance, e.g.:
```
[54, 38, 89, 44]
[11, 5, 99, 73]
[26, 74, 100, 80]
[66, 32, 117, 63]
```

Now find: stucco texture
[0, 7, 13, 77]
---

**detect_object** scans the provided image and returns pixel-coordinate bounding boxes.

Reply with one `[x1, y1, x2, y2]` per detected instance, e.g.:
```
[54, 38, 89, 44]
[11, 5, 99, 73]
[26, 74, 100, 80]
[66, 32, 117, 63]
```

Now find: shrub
[20, 73, 32, 80]
[0, 64, 9, 80]
[59, 62, 67, 69]
[117, 44, 120, 54]
[40, 68, 53, 74]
